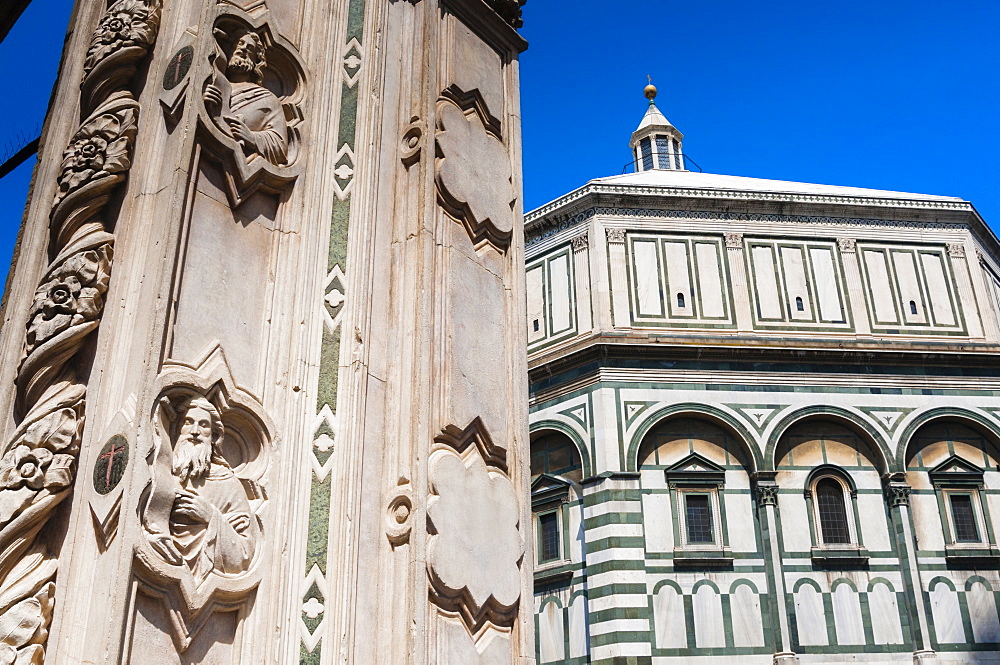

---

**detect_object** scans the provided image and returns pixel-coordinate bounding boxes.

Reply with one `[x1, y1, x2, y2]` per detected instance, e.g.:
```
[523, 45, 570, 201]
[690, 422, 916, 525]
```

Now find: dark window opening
[816, 478, 851, 544]
[656, 135, 671, 169]
[672, 138, 681, 169]
[538, 512, 560, 562]
[685, 494, 714, 544]
[909, 300, 918, 315]
[677, 292, 685, 308]
[795, 296, 804, 312]
[640, 137, 653, 171]
[532, 319, 539, 332]
[950, 494, 981, 543]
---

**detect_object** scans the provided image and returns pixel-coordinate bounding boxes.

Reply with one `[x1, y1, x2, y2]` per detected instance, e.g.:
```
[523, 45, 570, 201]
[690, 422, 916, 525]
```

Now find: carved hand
[148, 533, 184, 565]
[227, 512, 251, 533]
[174, 491, 213, 523]
[204, 83, 224, 115]
[223, 115, 255, 152]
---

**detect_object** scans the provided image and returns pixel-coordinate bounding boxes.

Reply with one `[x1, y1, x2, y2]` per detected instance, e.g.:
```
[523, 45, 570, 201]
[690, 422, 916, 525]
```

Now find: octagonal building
[526, 89, 1000, 665]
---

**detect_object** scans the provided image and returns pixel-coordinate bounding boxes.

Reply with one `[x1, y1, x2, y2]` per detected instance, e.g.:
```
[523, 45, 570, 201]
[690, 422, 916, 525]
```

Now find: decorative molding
[570, 232, 589, 252]
[487, 0, 525, 28]
[724, 232, 743, 249]
[526, 205, 971, 248]
[947, 242, 966, 258]
[0, 0, 161, 660]
[606, 227, 626, 244]
[886, 483, 911, 508]
[837, 237, 857, 253]
[755, 483, 779, 507]
[524, 182, 973, 226]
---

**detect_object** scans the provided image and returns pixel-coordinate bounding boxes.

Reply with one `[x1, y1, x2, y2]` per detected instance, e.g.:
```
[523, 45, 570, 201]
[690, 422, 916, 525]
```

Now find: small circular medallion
[93, 434, 129, 495]
[162, 46, 194, 91]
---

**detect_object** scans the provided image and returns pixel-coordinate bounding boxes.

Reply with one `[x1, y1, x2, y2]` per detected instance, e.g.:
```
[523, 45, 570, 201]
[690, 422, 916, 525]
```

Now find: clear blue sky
[1, 0, 997, 288]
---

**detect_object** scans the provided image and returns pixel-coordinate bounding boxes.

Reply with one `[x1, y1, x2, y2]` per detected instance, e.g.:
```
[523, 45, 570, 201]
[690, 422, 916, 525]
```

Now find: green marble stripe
[584, 535, 646, 552]
[328, 197, 350, 273]
[300, 644, 321, 665]
[589, 630, 651, 648]
[583, 488, 643, 504]
[589, 606, 651, 624]
[584, 511, 644, 529]
[316, 325, 341, 413]
[586, 583, 648, 600]
[306, 474, 331, 573]
[585, 558, 646, 575]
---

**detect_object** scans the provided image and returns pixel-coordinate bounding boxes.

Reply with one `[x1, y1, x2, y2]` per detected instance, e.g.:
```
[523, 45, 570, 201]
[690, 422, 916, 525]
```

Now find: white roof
[634, 102, 673, 132]
[592, 169, 965, 203]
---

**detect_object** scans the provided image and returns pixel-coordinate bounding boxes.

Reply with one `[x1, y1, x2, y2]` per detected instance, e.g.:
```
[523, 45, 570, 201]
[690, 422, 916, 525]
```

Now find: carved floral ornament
[83, 0, 161, 75]
[427, 419, 522, 633]
[0, 0, 160, 659]
[435, 101, 514, 252]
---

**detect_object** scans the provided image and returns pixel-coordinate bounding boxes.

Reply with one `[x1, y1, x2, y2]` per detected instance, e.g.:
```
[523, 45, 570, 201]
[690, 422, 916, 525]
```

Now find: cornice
[524, 182, 973, 228]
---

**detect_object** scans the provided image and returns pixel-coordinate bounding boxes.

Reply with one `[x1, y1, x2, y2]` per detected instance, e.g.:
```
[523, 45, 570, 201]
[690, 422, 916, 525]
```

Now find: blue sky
[0, 0, 998, 288]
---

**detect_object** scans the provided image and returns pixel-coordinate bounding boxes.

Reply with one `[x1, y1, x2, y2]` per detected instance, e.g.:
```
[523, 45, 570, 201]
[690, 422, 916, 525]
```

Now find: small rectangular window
[950, 494, 981, 543]
[538, 512, 560, 562]
[672, 138, 681, 169]
[685, 494, 714, 544]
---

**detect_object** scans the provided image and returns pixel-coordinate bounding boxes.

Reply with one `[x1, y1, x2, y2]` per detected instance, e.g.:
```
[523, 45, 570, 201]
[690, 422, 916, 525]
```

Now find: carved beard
[227, 53, 259, 81]
[172, 436, 212, 484]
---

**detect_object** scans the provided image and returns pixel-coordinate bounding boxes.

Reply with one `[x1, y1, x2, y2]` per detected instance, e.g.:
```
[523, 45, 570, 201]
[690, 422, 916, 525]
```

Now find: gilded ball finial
[644, 75, 657, 102]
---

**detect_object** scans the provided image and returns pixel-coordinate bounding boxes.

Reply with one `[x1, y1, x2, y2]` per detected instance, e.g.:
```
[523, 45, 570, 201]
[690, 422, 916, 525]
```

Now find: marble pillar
[0, 0, 532, 663]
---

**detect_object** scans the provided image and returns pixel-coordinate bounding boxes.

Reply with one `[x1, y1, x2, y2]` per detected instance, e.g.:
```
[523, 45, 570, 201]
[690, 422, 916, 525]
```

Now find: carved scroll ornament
[0, 0, 161, 661]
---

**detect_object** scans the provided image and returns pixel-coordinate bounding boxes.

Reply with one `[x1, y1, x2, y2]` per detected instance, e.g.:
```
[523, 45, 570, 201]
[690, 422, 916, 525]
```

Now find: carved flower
[0, 446, 53, 491]
[83, 0, 159, 74]
[427, 448, 522, 622]
[55, 109, 134, 202]
[25, 247, 111, 352]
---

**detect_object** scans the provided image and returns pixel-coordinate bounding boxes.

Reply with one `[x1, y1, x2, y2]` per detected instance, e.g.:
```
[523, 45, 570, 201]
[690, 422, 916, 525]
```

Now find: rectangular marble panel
[922, 251, 956, 326]
[892, 250, 926, 325]
[693, 586, 725, 648]
[869, 584, 904, 645]
[811, 246, 844, 323]
[664, 241, 692, 317]
[549, 252, 572, 334]
[633, 239, 663, 317]
[832, 585, 865, 645]
[751, 245, 782, 320]
[642, 492, 674, 552]
[568, 595, 589, 658]
[794, 585, 828, 646]
[781, 245, 812, 321]
[526, 263, 546, 344]
[653, 585, 686, 649]
[695, 241, 725, 318]
[864, 249, 898, 325]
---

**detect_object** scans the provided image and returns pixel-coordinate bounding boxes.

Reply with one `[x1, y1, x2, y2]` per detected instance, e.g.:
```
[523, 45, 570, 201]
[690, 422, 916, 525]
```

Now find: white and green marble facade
[525, 168, 1000, 665]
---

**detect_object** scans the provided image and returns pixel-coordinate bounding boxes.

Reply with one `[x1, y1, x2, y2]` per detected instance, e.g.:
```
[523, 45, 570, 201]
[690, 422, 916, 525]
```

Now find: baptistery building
[526, 86, 1000, 664]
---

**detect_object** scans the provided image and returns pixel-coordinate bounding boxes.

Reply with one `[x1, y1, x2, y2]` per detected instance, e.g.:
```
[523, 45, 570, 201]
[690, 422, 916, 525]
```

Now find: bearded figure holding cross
[204, 30, 288, 166]
[143, 395, 258, 583]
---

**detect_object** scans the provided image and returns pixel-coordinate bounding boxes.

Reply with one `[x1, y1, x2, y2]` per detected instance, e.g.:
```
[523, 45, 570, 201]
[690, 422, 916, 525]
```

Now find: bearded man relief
[204, 30, 288, 166]
[143, 394, 258, 583]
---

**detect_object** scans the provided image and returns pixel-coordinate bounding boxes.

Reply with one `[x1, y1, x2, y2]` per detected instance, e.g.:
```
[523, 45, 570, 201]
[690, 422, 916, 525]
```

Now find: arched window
[795, 296, 804, 312]
[676, 292, 685, 308]
[909, 300, 918, 315]
[816, 478, 851, 544]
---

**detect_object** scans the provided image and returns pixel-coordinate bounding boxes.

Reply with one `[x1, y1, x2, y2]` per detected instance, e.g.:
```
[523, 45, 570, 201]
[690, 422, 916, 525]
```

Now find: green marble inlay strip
[303, 2, 366, 661]
[306, 474, 332, 574]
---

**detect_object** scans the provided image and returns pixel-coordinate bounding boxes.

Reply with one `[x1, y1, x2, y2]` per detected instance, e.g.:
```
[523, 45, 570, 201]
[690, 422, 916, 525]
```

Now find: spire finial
[644, 75, 657, 104]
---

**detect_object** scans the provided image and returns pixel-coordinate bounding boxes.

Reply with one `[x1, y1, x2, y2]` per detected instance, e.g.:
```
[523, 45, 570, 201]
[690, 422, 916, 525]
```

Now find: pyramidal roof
[635, 101, 673, 132]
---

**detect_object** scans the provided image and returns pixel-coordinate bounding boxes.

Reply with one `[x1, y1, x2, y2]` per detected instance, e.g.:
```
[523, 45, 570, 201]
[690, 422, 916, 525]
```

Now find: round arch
[626, 403, 761, 473]
[895, 407, 1000, 472]
[765, 405, 892, 474]
[530, 419, 593, 479]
